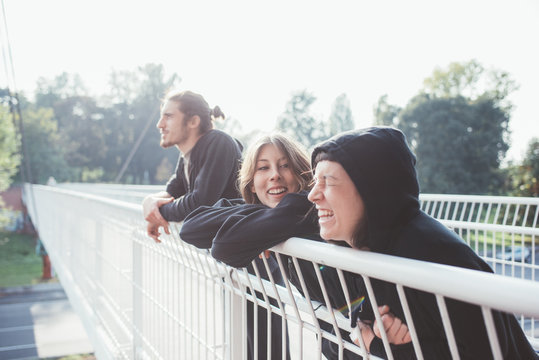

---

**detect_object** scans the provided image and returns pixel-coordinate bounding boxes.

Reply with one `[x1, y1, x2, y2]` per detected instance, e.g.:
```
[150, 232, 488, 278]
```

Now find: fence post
[227, 282, 245, 359]
[133, 236, 144, 359]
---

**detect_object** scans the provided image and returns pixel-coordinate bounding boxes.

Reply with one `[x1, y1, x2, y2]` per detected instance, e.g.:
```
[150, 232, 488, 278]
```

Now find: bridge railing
[24, 184, 539, 359]
[420, 194, 538, 281]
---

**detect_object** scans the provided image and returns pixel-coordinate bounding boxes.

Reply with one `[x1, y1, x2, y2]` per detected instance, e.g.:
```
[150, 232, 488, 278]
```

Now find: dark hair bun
[211, 106, 225, 120]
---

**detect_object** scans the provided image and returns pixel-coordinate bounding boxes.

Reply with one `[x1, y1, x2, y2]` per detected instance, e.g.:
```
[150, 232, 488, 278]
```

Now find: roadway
[0, 283, 93, 360]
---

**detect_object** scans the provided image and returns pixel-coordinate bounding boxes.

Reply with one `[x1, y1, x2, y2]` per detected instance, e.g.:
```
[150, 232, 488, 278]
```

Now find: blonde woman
[180, 132, 315, 264]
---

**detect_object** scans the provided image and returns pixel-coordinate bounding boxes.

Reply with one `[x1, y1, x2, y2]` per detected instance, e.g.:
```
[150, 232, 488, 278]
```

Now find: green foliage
[399, 94, 509, 194]
[384, 60, 515, 194]
[503, 138, 539, 197]
[0, 105, 20, 191]
[0, 105, 22, 227]
[523, 138, 539, 196]
[422, 59, 518, 110]
[53, 96, 107, 170]
[42, 354, 95, 360]
[373, 94, 401, 127]
[328, 93, 354, 136]
[276, 90, 327, 149]
[29, 64, 181, 184]
[5, 60, 529, 195]
[17, 106, 74, 184]
[101, 63, 180, 184]
[35, 72, 88, 107]
[0, 232, 45, 287]
[423, 59, 484, 99]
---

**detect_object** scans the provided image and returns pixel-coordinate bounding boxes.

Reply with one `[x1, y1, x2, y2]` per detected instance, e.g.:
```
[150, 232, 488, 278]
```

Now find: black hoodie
[311, 127, 537, 359]
[181, 193, 364, 359]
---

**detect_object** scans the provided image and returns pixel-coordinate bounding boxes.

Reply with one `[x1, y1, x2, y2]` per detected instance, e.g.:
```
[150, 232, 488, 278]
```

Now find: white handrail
[272, 238, 539, 316]
[23, 184, 538, 359]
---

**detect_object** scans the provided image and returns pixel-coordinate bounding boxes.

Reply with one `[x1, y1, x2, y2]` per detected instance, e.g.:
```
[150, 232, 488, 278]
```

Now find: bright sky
[2, 0, 538, 162]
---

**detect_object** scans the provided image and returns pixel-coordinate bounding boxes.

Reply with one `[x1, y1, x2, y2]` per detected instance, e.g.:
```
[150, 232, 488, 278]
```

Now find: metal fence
[24, 184, 539, 359]
[420, 194, 538, 281]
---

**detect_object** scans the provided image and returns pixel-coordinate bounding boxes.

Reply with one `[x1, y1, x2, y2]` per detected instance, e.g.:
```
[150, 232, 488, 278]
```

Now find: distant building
[0, 185, 35, 234]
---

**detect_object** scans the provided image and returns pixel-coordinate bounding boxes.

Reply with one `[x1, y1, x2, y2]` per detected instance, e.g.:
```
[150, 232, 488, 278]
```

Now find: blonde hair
[239, 133, 312, 204]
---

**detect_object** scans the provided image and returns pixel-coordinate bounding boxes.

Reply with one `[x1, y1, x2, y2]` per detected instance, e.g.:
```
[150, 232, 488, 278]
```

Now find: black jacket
[159, 129, 242, 222]
[181, 192, 317, 266]
[181, 192, 364, 360]
[311, 127, 537, 359]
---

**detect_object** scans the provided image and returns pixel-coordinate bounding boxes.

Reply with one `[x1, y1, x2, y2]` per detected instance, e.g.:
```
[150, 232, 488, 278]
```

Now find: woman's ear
[250, 182, 256, 193]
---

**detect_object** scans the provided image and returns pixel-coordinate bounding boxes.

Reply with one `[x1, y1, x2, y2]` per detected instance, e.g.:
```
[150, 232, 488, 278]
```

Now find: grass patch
[453, 229, 534, 247]
[42, 354, 95, 360]
[0, 231, 56, 287]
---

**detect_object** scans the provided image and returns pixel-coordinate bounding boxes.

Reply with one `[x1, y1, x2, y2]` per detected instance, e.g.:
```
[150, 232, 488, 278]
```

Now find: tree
[328, 93, 354, 136]
[109, 64, 180, 184]
[0, 105, 20, 189]
[35, 72, 88, 108]
[276, 90, 326, 149]
[52, 96, 107, 172]
[392, 60, 515, 194]
[422, 59, 518, 110]
[0, 104, 20, 228]
[373, 94, 401, 127]
[18, 106, 74, 184]
[33, 74, 107, 182]
[32, 64, 181, 184]
[523, 138, 539, 196]
[504, 138, 539, 197]
[399, 95, 509, 194]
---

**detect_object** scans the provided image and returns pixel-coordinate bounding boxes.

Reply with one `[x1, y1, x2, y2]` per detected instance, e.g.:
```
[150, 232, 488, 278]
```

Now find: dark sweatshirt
[181, 192, 318, 266]
[181, 195, 320, 360]
[181, 193, 365, 360]
[159, 129, 242, 222]
[311, 127, 537, 360]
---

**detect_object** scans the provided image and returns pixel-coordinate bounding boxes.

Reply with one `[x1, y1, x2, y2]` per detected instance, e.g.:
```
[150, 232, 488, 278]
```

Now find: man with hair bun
[142, 90, 243, 242]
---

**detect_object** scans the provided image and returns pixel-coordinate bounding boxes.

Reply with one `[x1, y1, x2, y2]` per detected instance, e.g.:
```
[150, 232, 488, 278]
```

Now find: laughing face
[308, 160, 366, 248]
[250, 144, 300, 208]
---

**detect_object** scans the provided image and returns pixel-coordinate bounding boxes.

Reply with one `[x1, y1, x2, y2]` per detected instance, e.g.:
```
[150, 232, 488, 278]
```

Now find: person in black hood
[308, 126, 537, 359]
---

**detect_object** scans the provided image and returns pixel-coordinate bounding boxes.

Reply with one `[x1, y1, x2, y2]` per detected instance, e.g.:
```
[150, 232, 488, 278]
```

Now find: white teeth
[318, 210, 334, 217]
[268, 187, 286, 195]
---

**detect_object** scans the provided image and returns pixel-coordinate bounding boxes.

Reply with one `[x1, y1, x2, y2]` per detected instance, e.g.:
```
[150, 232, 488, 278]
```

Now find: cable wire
[1, 0, 39, 230]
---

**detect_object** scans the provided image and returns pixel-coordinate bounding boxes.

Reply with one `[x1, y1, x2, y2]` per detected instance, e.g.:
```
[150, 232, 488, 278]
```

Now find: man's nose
[156, 116, 164, 129]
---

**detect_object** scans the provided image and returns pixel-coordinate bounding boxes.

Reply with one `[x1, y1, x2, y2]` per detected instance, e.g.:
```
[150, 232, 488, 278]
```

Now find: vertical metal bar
[336, 268, 369, 358]
[435, 295, 460, 360]
[313, 263, 346, 359]
[133, 227, 143, 358]
[260, 255, 288, 360]
[335, 269, 352, 317]
[291, 257, 323, 360]
[227, 270, 246, 360]
[483, 203, 492, 258]
[275, 254, 304, 360]
[395, 285, 424, 360]
[436, 199, 445, 219]
[481, 307, 503, 360]
[443, 200, 452, 220]
[363, 276, 394, 360]
[250, 260, 272, 360]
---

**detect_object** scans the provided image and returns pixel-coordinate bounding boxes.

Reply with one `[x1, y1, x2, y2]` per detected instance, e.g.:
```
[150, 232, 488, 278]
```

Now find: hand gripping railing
[23, 184, 539, 359]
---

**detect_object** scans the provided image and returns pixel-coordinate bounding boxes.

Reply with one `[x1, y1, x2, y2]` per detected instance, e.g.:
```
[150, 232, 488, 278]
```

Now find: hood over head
[311, 127, 420, 253]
